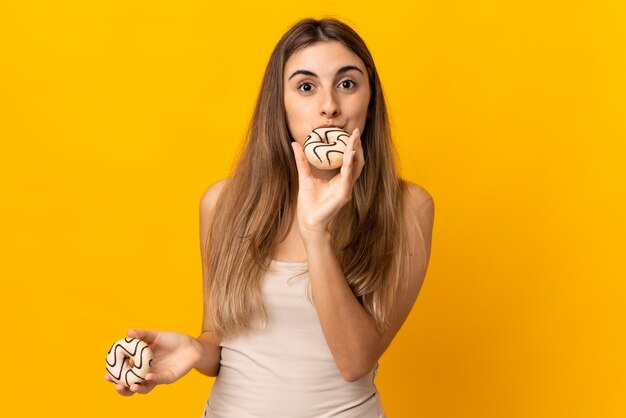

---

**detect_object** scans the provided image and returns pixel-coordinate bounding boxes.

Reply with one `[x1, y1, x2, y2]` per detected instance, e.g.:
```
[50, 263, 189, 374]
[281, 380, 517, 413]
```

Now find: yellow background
[1, 1, 624, 417]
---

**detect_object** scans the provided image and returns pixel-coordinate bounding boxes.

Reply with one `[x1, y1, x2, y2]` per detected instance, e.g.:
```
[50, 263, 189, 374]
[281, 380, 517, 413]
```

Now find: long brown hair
[203, 17, 419, 341]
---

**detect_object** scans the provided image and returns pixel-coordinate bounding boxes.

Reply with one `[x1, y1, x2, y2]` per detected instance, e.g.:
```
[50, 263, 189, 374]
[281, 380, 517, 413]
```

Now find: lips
[317, 124, 343, 129]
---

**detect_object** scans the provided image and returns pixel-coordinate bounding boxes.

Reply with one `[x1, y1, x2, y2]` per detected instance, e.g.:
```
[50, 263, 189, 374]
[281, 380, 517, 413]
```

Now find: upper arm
[414, 188, 434, 265]
[199, 178, 228, 332]
[371, 183, 435, 362]
[199, 178, 228, 261]
[403, 182, 434, 284]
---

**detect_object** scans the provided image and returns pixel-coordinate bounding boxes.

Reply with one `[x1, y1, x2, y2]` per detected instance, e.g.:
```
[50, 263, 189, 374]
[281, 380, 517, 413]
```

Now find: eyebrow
[287, 65, 364, 81]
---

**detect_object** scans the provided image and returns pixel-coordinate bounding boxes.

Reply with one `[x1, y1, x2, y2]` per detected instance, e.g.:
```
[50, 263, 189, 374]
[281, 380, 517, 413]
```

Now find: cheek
[284, 99, 309, 141]
[285, 97, 308, 123]
[347, 94, 370, 120]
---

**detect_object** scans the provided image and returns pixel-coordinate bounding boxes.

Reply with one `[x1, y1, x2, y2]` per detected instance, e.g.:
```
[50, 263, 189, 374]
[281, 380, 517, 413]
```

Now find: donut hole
[127, 357, 135, 368]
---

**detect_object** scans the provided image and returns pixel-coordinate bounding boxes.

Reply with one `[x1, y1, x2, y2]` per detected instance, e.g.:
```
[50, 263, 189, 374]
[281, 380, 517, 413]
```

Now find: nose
[319, 89, 340, 119]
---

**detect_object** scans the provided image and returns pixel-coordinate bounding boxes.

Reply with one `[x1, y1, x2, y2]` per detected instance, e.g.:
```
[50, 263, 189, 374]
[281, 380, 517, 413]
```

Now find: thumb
[127, 329, 159, 344]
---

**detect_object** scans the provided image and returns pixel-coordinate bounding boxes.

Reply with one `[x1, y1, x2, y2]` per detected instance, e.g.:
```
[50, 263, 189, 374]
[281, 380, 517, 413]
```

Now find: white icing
[106, 337, 153, 387]
[303, 127, 350, 169]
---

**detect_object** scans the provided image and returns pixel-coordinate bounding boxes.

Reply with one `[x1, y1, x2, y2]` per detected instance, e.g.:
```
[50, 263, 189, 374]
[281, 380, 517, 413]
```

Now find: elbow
[339, 362, 373, 383]
[196, 360, 221, 378]
[192, 333, 222, 377]
[206, 364, 221, 377]
[341, 368, 367, 383]
[341, 371, 362, 383]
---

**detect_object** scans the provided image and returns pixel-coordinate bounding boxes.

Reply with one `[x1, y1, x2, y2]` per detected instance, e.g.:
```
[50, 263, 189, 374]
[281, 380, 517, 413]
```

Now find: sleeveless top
[202, 259, 386, 418]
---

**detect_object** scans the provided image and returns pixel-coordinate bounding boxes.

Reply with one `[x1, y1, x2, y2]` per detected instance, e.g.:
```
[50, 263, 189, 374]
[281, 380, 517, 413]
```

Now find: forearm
[303, 231, 382, 381]
[192, 331, 222, 377]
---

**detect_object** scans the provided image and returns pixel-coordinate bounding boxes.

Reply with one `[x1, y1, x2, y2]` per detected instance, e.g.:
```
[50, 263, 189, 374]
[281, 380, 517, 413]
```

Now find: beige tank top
[203, 259, 386, 418]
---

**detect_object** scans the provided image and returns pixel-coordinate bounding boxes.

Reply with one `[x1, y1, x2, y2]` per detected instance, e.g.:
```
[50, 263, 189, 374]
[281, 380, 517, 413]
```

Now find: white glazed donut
[106, 337, 154, 387]
[303, 127, 350, 170]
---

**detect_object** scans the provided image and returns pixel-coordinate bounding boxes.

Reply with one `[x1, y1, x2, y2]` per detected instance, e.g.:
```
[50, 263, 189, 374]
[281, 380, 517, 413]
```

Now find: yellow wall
[1, 1, 624, 417]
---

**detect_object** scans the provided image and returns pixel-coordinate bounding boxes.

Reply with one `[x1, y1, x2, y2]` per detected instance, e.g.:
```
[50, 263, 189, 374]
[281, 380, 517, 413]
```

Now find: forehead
[284, 41, 365, 76]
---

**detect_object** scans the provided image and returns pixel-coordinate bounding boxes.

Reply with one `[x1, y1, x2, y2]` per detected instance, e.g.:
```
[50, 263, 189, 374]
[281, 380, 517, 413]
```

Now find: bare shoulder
[402, 181, 435, 254]
[402, 181, 435, 264]
[402, 180, 434, 215]
[199, 178, 230, 234]
[200, 178, 229, 211]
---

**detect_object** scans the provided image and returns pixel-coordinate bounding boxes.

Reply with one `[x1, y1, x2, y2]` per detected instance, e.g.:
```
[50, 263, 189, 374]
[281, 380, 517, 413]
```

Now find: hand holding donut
[104, 329, 203, 396]
[291, 127, 365, 237]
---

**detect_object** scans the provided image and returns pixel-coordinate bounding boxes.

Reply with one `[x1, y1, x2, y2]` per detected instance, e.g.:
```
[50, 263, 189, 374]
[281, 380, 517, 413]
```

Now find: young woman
[105, 17, 434, 418]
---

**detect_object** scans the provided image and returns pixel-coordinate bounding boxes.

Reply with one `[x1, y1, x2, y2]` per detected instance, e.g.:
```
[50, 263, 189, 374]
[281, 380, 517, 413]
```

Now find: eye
[297, 82, 315, 93]
[339, 80, 356, 89]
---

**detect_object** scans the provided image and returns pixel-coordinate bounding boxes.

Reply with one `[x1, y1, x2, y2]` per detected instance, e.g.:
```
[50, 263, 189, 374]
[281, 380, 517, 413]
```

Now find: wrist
[300, 227, 332, 250]
[190, 336, 206, 368]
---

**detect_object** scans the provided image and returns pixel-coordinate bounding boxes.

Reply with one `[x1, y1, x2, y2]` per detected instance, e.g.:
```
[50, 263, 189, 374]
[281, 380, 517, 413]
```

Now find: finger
[340, 130, 359, 179]
[353, 131, 365, 181]
[348, 128, 358, 152]
[291, 141, 312, 182]
[144, 370, 175, 385]
[127, 329, 158, 344]
[116, 383, 135, 397]
[340, 150, 356, 180]
[130, 381, 157, 395]
[355, 129, 363, 156]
